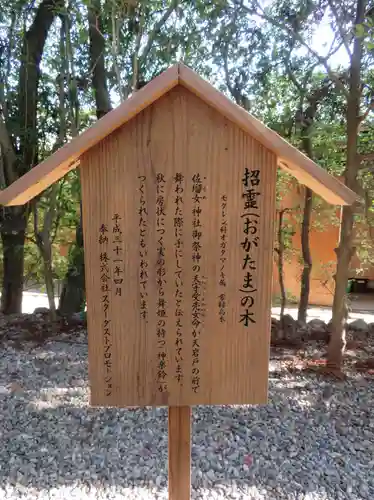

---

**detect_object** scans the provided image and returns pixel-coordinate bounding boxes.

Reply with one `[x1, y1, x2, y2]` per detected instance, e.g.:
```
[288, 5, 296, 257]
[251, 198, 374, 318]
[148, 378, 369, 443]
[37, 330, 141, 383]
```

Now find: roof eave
[0, 62, 357, 207]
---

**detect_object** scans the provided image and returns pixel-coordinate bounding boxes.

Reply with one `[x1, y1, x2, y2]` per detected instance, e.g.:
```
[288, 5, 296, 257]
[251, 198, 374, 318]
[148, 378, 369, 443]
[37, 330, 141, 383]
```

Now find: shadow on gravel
[1, 377, 373, 499]
[4, 343, 88, 392]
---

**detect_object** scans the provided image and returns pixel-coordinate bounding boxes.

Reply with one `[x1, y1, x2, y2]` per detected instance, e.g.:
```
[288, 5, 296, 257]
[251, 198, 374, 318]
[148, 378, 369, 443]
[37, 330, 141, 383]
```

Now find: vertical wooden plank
[168, 406, 191, 500]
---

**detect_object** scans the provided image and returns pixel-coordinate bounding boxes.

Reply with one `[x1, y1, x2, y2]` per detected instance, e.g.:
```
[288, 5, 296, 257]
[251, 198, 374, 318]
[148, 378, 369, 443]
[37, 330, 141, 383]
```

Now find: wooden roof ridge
[0, 62, 356, 206]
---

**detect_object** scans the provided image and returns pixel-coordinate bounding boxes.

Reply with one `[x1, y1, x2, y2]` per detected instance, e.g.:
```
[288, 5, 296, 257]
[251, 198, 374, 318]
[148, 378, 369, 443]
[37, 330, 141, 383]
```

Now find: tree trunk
[1, 230, 25, 314]
[34, 203, 57, 319]
[297, 105, 314, 323]
[298, 187, 313, 323]
[41, 246, 56, 318]
[59, 203, 85, 314]
[328, 206, 353, 367]
[18, 0, 65, 173]
[43, 258, 56, 313]
[298, 127, 314, 324]
[0, 0, 63, 314]
[88, 0, 113, 119]
[296, 87, 330, 324]
[277, 209, 287, 321]
[59, 0, 112, 314]
[328, 0, 365, 370]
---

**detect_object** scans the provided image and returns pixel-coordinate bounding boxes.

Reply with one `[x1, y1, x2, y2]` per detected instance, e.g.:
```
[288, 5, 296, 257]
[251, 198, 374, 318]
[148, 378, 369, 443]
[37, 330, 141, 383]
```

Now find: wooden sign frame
[81, 85, 276, 408]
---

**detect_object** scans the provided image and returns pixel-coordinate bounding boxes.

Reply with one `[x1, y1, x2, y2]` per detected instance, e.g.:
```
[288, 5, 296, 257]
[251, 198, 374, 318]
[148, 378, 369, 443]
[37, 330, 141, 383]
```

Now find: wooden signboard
[81, 86, 276, 408]
[0, 64, 356, 500]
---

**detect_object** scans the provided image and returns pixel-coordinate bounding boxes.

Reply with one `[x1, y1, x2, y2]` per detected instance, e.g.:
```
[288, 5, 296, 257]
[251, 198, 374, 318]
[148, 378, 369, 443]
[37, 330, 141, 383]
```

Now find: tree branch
[111, 8, 124, 101]
[359, 152, 374, 162]
[284, 55, 303, 94]
[132, 11, 144, 92]
[0, 115, 17, 184]
[245, 0, 349, 98]
[327, 0, 352, 59]
[43, 184, 58, 238]
[2, 11, 17, 121]
[51, 180, 65, 244]
[359, 99, 374, 124]
[221, 42, 236, 99]
[139, 0, 178, 66]
[32, 202, 41, 248]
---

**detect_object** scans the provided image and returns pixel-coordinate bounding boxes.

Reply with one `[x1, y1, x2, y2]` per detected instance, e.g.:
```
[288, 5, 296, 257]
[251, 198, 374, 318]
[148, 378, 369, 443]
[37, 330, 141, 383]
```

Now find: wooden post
[168, 406, 191, 500]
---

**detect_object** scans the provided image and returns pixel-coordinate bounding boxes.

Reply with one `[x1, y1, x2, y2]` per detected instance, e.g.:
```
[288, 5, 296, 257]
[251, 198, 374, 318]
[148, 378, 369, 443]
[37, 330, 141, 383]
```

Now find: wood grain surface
[81, 85, 276, 407]
[168, 406, 191, 500]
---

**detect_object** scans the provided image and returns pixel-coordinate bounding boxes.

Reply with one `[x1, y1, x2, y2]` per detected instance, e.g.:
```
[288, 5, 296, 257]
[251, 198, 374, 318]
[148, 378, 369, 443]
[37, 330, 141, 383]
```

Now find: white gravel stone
[0, 335, 374, 499]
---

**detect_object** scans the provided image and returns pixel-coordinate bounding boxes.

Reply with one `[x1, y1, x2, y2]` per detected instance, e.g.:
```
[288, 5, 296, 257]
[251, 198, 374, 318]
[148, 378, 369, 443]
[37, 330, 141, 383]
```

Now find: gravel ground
[1, 333, 374, 500]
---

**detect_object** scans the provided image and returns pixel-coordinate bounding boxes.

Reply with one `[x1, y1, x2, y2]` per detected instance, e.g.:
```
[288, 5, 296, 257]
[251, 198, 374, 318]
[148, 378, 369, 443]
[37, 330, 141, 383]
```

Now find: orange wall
[272, 215, 339, 306]
[272, 181, 374, 307]
[59, 181, 371, 308]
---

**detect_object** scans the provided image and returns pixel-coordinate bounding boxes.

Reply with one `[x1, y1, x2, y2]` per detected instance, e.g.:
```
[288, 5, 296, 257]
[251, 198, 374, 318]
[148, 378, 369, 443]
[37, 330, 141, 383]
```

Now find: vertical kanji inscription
[239, 168, 261, 326]
[191, 173, 207, 393]
[112, 214, 123, 296]
[156, 173, 168, 393]
[99, 223, 112, 397]
[173, 173, 184, 386]
[218, 194, 228, 322]
[138, 176, 149, 321]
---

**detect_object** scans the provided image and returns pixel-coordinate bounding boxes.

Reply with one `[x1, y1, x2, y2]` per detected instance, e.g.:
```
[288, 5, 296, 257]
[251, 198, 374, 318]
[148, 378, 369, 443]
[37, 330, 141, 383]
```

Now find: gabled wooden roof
[0, 63, 356, 206]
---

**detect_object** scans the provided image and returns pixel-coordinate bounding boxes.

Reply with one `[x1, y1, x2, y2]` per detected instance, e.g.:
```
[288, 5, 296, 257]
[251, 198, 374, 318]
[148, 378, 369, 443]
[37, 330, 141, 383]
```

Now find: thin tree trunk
[328, 0, 365, 370]
[59, 207, 85, 314]
[328, 206, 354, 368]
[33, 189, 58, 320]
[277, 209, 287, 320]
[41, 246, 56, 316]
[295, 85, 331, 324]
[1, 230, 26, 314]
[59, 0, 112, 314]
[298, 123, 314, 324]
[297, 100, 314, 325]
[44, 261, 55, 313]
[284, 73, 332, 325]
[298, 187, 313, 323]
